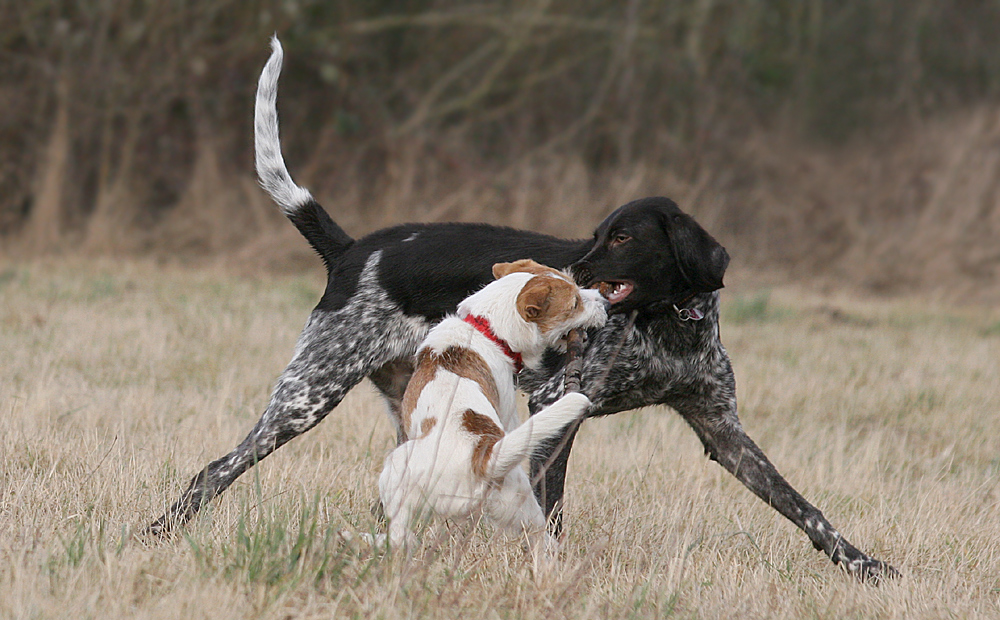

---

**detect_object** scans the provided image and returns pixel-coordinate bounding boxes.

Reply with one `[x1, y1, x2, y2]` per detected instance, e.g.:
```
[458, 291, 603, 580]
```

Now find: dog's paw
[140, 515, 177, 542]
[529, 533, 561, 582]
[557, 391, 592, 413]
[339, 529, 381, 550]
[840, 552, 900, 584]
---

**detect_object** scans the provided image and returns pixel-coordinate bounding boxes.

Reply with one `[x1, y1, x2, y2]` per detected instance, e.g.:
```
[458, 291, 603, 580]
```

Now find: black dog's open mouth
[592, 280, 634, 304]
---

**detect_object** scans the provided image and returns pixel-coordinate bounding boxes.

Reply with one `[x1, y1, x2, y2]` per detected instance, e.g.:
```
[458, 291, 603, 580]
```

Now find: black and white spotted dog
[148, 37, 897, 583]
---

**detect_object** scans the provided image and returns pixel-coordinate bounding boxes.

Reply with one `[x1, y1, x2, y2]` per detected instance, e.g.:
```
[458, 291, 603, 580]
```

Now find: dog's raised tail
[255, 36, 353, 270]
[487, 392, 590, 480]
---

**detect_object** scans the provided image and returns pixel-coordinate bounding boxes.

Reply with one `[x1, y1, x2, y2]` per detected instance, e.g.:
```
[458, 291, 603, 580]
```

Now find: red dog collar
[463, 314, 523, 373]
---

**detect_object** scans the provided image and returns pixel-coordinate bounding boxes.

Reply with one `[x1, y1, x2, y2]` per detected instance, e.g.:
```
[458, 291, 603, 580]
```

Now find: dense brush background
[3, 0, 1000, 297]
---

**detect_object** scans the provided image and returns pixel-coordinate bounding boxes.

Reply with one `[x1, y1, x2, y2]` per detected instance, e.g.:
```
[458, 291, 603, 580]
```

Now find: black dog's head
[573, 197, 730, 314]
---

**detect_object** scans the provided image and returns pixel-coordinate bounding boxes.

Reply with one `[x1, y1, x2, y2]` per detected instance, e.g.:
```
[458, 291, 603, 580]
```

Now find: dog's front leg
[527, 424, 578, 536]
[525, 314, 648, 531]
[677, 396, 900, 583]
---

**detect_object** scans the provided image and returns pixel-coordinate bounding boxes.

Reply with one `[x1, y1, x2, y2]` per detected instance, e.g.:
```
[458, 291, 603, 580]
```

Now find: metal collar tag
[674, 305, 704, 321]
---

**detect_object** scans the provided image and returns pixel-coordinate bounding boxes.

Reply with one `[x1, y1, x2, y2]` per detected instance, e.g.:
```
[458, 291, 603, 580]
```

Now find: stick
[562, 329, 585, 394]
[536, 309, 638, 491]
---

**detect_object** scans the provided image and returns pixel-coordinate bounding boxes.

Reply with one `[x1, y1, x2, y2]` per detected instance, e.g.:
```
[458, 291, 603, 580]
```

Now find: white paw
[558, 391, 592, 412]
[530, 533, 561, 580]
[339, 530, 378, 549]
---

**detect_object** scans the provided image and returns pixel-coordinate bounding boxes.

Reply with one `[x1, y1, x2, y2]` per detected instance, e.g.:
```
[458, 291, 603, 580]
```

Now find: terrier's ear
[516, 277, 552, 322]
[493, 258, 552, 280]
[492, 262, 517, 279]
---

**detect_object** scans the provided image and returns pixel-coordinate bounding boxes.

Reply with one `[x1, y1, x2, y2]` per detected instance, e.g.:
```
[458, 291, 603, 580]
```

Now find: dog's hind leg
[146, 314, 377, 536]
[368, 357, 415, 445]
[147, 253, 429, 537]
[487, 469, 558, 574]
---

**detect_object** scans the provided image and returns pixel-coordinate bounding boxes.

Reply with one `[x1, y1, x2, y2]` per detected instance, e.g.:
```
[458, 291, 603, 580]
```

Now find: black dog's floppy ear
[661, 212, 730, 292]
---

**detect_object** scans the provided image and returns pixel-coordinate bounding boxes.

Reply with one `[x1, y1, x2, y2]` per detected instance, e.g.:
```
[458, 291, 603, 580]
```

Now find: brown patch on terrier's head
[492, 259, 565, 280]
[515, 275, 583, 333]
[461, 409, 505, 478]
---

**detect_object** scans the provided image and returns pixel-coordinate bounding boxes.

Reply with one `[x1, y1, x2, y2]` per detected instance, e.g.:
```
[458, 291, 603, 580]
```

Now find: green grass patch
[722, 291, 792, 325]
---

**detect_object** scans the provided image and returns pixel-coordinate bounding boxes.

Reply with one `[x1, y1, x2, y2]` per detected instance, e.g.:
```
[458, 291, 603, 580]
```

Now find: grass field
[1, 259, 999, 619]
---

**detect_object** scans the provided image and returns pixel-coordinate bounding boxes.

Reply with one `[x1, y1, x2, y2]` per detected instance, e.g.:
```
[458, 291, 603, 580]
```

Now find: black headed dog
[148, 37, 897, 583]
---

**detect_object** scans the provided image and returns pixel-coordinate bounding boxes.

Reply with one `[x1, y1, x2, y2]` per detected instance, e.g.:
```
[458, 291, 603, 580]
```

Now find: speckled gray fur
[147, 252, 429, 534]
[520, 292, 899, 583]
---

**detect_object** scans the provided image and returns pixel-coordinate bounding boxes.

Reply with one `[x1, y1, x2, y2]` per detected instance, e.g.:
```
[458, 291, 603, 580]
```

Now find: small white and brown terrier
[348, 259, 607, 564]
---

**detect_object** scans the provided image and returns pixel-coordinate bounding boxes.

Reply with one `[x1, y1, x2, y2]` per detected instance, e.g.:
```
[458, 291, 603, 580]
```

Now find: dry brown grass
[2, 258, 999, 619]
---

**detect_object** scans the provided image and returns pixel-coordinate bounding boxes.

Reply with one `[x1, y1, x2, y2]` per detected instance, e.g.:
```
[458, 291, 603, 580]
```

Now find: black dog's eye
[610, 233, 631, 247]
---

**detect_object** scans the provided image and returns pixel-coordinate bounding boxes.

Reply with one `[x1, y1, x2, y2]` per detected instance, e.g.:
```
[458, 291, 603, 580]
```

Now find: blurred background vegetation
[2, 0, 999, 298]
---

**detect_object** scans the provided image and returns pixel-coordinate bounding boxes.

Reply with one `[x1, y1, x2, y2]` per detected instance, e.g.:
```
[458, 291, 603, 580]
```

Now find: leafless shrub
[2, 1, 999, 295]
